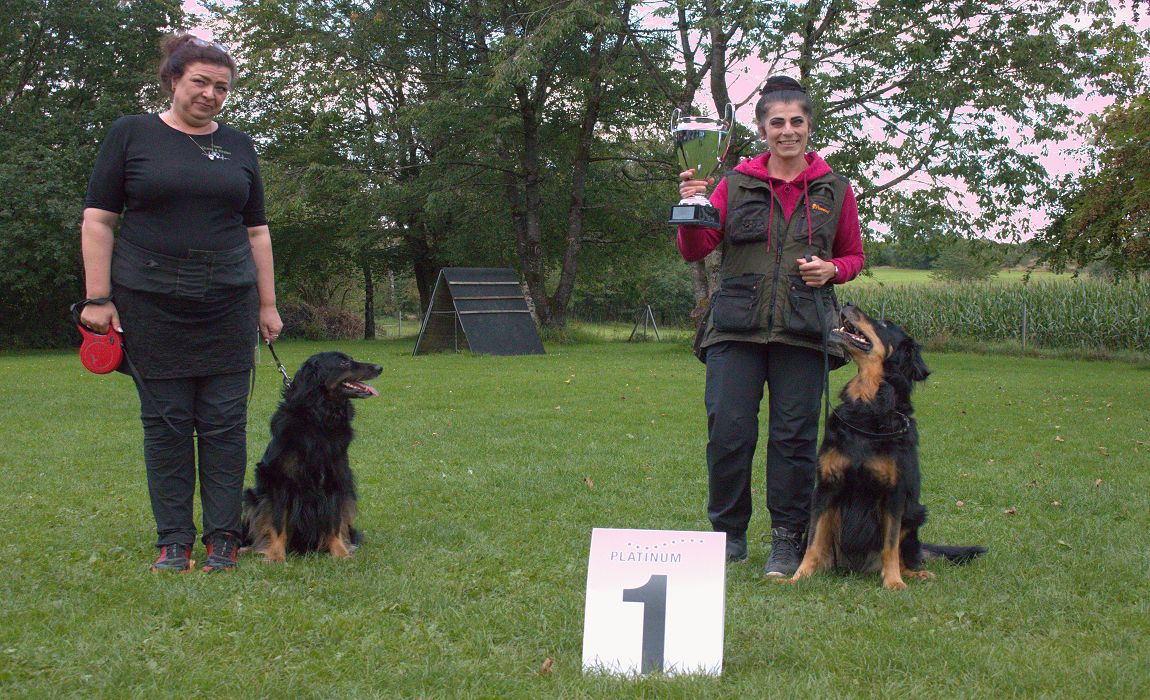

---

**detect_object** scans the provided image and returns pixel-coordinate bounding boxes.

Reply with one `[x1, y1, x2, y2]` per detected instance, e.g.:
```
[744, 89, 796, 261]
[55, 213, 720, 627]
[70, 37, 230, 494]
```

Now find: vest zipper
[764, 204, 786, 334]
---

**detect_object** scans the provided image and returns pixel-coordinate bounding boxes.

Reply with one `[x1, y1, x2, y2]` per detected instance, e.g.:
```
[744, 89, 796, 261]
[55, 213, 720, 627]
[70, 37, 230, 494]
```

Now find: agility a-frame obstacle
[412, 267, 545, 356]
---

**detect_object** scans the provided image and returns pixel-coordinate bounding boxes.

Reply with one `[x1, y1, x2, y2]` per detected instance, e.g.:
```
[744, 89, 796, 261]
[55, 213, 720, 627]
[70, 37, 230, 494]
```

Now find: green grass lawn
[856, 266, 1071, 285]
[1, 338, 1148, 697]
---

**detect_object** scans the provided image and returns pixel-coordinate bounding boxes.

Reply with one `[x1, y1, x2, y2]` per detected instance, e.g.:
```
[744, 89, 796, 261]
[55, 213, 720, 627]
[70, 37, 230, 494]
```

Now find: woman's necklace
[186, 132, 229, 161]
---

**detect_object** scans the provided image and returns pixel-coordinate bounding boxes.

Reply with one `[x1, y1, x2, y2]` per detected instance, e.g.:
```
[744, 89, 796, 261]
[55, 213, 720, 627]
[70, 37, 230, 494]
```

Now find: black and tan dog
[790, 305, 985, 590]
[241, 351, 381, 562]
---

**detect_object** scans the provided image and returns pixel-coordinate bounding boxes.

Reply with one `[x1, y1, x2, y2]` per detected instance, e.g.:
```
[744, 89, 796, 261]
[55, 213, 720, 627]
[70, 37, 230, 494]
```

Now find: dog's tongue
[346, 381, 379, 397]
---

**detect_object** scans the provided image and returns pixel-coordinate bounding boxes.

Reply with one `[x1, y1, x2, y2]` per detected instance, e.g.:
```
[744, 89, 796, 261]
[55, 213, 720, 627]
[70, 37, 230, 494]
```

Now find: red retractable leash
[70, 298, 124, 374]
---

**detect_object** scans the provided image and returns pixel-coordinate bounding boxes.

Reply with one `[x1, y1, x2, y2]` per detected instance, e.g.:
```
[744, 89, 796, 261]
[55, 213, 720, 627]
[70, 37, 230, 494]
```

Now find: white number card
[581, 528, 726, 675]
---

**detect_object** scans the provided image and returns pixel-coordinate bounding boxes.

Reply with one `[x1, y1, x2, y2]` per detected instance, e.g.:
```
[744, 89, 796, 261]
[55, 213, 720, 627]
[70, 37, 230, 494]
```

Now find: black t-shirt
[85, 114, 267, 257]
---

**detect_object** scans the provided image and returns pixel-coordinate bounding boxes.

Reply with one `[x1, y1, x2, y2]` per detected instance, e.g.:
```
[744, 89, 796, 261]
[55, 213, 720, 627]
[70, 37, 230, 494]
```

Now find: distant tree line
[0, 0, 1146, 347]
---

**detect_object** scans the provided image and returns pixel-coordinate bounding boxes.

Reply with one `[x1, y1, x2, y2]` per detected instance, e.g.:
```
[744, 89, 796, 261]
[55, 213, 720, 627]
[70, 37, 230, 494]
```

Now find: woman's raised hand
[679, 169, 714, 200]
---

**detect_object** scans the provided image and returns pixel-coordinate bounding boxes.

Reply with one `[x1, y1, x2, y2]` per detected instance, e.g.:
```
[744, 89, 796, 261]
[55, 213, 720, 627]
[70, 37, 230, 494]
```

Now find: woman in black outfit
[80, 35, 283, 572]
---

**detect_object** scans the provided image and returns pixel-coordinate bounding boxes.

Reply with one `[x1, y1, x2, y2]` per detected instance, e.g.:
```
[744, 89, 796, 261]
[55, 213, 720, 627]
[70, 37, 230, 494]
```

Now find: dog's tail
[921, 542, 987, 564]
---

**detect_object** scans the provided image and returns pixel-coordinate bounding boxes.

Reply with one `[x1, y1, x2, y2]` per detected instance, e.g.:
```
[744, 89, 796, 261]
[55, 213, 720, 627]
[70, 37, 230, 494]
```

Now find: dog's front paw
[787, 568, 814, 584]
[904, 569, 935, 581]
[883, 577, 908, 591]
[327, 536, 352, 559]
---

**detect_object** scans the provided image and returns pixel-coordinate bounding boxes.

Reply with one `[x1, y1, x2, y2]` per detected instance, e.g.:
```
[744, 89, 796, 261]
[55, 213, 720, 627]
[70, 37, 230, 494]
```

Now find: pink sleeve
[830, 184, 865, 283]
[676, 178, 729, 262]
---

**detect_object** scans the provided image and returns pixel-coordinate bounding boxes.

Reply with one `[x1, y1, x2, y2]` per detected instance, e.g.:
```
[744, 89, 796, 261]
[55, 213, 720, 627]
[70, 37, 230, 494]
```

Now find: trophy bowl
[668, 104, 735, 227]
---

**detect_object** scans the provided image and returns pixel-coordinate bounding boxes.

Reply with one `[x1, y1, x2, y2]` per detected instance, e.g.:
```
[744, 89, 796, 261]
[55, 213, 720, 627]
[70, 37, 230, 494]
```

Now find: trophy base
[668, 202, 721, 228]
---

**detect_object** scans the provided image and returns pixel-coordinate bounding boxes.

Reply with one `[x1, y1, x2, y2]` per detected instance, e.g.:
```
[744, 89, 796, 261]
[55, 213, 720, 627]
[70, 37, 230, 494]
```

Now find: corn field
[842, 280, 1150, 352]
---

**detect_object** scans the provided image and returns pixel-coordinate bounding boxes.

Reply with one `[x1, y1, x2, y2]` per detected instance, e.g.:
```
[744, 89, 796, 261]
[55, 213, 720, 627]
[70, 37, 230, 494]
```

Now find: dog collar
[831, 408, 911, 438]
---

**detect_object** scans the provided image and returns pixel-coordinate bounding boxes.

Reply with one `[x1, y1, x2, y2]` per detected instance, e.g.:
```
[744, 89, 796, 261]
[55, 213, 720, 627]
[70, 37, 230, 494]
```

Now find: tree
[624, 0, 761, 317]
[220, 0, 675, 330]
[425, 0, 674, 328]
[929, 239, 1003, 282]
[1037, 95, 1150, 279]
[625, 0, 1146, 308]
[0, 0, 181, 347]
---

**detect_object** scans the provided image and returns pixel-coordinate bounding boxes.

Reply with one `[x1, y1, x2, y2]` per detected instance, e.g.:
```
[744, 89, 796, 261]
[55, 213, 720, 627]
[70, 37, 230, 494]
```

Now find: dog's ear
[899, 338, 930, 382]
[285, 358, 322, 400]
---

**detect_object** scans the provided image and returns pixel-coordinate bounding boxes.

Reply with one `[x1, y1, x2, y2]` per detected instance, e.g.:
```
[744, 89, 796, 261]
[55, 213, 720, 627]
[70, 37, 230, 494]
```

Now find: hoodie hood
[734, 151, 832, 184]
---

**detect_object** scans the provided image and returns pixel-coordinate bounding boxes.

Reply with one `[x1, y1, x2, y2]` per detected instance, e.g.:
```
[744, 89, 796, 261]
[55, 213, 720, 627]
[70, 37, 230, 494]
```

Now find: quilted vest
[698, 169, 849, 362]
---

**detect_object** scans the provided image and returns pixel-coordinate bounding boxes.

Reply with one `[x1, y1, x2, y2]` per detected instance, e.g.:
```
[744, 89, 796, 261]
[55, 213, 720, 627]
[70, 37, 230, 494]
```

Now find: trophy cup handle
[718, 103, 736, 162]
[670, 108, 682, 135]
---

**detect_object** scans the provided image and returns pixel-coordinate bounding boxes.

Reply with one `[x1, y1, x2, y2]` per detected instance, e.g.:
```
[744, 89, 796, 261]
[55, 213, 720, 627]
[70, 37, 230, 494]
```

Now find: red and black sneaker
[151, 543, 195, 573]
[201, 532, 239, 573]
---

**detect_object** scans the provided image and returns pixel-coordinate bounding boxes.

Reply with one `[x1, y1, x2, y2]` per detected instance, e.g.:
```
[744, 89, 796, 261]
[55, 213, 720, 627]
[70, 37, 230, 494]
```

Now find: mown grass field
[1, 338, 1148, 697]
[854, 266, 1069, 285]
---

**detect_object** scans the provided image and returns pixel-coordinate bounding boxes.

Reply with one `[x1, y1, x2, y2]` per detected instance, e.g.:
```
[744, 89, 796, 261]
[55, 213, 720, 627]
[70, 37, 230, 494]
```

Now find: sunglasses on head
[188, 36, 230, 54]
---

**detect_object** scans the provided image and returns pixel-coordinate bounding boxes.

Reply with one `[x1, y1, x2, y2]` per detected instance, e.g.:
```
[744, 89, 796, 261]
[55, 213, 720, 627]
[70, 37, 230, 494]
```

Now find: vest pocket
[712, 273, 765, 332]
[726, 201, 772, 244]
[785, 277, 839, 340]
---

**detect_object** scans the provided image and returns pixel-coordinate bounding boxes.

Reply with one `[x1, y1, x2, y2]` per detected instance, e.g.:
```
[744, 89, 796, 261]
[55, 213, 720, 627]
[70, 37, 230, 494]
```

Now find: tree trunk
[410, 234, 439, 318]
[551, 21, 623, 328]
[362, 258, 375, 340]
[507, 83, 552, 327]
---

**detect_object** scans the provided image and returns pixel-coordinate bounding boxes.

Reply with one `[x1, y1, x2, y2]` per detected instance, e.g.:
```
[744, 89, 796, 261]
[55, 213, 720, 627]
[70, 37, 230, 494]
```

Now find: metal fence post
[1021, 297, 1028, 352]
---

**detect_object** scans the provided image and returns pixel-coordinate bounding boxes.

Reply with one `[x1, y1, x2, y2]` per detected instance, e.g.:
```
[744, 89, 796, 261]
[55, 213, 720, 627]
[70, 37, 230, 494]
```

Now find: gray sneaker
[763, 527, 804, 577]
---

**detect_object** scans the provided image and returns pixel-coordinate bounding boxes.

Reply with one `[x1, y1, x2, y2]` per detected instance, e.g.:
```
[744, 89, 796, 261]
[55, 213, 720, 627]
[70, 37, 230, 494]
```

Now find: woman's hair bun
[760, 76, 806, 95]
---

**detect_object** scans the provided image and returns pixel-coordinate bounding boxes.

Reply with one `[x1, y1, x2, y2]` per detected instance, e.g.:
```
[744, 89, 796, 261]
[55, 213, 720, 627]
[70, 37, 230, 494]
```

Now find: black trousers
[132, 370, 250, 548]
[704, 341, 824, 536]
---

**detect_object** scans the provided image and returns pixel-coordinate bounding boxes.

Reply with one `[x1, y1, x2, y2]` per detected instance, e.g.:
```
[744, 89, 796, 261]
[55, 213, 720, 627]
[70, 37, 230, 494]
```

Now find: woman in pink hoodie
[677, 76, 865, 575]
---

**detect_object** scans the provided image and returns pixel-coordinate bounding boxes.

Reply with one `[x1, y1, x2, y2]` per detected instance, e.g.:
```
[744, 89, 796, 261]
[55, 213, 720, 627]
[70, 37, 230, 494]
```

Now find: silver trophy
[668, 104, 735, 227]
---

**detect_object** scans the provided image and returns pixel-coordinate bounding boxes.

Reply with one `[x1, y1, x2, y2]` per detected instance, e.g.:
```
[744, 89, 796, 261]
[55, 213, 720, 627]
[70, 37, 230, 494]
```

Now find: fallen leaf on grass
[1004, 507, 1018, 515]
[1094, 479, 1103, 488]
[1051, 501, 1062, 507]
[1054, 436, 1065, 443]
[1098, 446, 1109, 456]
[540, 658, 554, 674]
[1057, 540, 1072, 548]
[955, 500, 965, 508]
[583, 477, 594, 489]
[564, 379, 572, 385]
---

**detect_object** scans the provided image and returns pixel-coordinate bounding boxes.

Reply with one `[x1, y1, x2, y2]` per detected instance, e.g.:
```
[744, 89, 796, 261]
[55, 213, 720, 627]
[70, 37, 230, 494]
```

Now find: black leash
[265, 340, 292, 388]
[811, 258, 833, 436]
[817, 289, 832, 433]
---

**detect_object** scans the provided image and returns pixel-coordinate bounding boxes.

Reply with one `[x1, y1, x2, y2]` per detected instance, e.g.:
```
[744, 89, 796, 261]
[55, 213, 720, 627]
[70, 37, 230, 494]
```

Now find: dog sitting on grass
[790, 305, 986, 590]
[241, 351, 381, 561]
